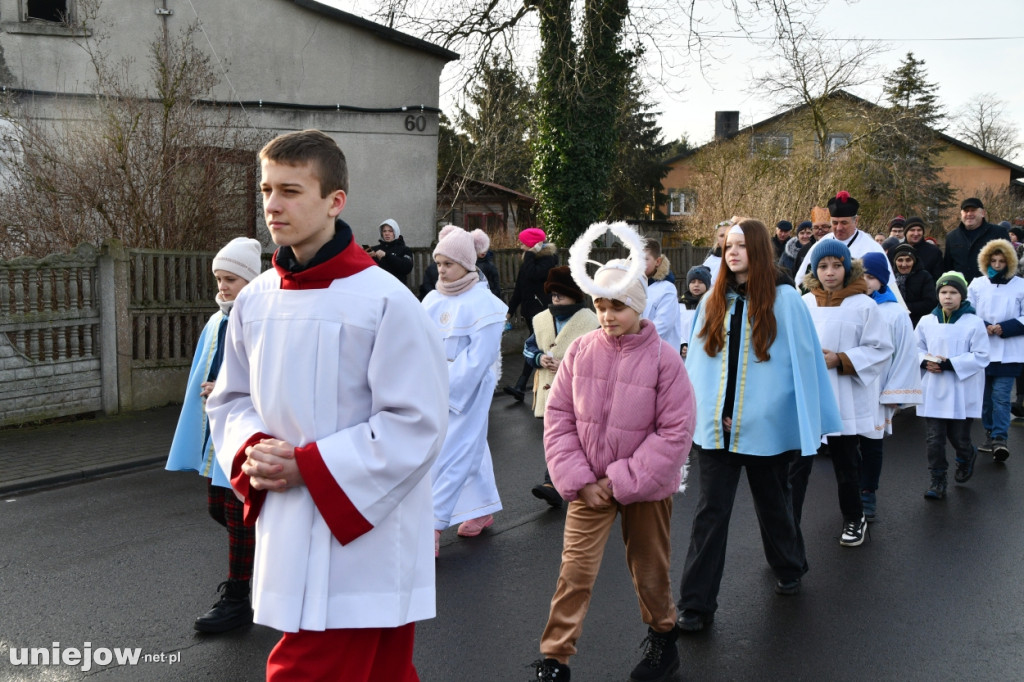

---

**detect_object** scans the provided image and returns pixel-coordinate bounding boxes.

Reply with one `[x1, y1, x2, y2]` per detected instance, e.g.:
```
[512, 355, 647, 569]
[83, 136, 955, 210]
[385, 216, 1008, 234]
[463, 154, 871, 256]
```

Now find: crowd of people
[162, 127, 1021, 682]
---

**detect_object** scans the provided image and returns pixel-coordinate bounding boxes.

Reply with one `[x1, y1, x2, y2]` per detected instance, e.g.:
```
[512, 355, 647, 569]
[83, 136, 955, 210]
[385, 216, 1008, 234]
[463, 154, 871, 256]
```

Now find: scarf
[870, 287, 897, 305]
[216, 294, 234, 315]
[811, 276, 868, 308]
[895, 271, 909, 299]
[549, 303, 584, 320]
[436, 270, 479, 296]
[932, 301, 976, 324]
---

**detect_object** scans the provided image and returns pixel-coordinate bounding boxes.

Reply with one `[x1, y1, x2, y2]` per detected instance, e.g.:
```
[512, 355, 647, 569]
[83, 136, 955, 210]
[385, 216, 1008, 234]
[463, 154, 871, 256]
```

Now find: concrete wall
[0, 0, 455, 247]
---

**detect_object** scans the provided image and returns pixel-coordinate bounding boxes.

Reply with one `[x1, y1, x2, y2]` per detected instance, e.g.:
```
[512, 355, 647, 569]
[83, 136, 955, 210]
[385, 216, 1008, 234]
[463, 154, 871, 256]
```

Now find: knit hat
[827, 191, 859, 218]
[881, 236, 901, 253]
[1010, 226, 1024, 242]
[936, 271, 968, 299]
[776, 220, 793, 232]
[686, 265, 712, 289]
[904, 216, 926, 231]
[518, 227, 546, 249]
[544, 266, 584, 301]
[212, 237, 262, 282]
[810, 239, 852, 275]
[797, 220, 813, 232]
[891, 243, 918, 264]
[861, 252, 890, 291]
[960, 197, 984, 210]
[433, 225, 488, 271]
[379, 218, 401, 238]
[593, 260, 647, 314]
[888, 216, 906, 229]
[568, 221, 647, 315]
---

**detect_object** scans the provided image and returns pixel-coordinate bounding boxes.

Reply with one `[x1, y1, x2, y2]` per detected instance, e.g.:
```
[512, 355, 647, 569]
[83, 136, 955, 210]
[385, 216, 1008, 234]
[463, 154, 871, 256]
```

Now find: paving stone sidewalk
[0, 405, 181, 495]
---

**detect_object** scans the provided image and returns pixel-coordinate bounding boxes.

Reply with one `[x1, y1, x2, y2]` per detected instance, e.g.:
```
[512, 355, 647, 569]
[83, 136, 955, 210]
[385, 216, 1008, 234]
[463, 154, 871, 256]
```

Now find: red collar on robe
[273, 237, 377, 290]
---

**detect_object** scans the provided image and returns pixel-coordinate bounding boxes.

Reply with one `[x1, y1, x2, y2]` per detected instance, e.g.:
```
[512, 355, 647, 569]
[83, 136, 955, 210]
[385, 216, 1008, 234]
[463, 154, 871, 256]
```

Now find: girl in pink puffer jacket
[532, 223, 696, 682]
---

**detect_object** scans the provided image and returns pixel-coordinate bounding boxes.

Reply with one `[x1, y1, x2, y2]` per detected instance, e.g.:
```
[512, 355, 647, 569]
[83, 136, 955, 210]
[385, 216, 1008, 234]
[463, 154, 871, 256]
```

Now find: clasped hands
[242, 438, 304, 492]
[579, 477, 614, 509]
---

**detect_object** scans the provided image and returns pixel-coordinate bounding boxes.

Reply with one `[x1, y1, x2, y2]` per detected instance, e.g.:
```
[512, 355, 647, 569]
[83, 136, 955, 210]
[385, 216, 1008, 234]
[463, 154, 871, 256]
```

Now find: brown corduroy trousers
[539, 496, 676, 664]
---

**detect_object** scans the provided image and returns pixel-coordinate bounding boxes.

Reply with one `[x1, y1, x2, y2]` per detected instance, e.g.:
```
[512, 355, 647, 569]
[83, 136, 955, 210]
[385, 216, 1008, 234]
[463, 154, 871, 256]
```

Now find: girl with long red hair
[676, 219, 840, 633]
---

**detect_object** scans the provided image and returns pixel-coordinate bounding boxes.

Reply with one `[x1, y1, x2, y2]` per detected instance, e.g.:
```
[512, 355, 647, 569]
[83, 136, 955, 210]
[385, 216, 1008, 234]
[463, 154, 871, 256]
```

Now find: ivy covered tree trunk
[529, 0, 630, 246]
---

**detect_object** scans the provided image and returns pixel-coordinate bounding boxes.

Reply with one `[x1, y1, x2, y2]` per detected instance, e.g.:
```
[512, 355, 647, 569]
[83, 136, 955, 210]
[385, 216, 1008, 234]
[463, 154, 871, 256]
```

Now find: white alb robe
[803, 292, 893, 438]
[644, 279, 682, 351]
[422, 281, 507, 529]
[915, 313, 990, 419]
[874, 300, 923, 434]
[967, 276, 1024, 364]
[207, 263, 449, 633]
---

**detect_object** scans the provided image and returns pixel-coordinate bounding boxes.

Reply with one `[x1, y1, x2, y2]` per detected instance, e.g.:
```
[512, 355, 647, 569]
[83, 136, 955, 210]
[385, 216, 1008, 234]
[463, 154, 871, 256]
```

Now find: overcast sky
[326, 0, 1024, 162]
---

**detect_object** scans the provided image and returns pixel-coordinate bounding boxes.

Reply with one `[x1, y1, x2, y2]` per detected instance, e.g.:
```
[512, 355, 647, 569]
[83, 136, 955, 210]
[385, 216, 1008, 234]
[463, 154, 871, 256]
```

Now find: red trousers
[266, 623, 419, 682]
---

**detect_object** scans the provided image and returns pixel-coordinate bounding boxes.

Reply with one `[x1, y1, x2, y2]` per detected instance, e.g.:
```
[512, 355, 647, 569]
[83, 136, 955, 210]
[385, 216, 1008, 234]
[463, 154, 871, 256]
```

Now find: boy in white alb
[206, 130, 449, 682]
[916, 272, 990, 499]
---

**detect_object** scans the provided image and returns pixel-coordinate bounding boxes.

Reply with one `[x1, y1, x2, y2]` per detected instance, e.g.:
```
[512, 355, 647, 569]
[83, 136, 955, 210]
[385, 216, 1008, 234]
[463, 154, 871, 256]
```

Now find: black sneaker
[775, 578, 801, 595]
[1011, 402, 1024, 418]
[978, 434, 994, 453]
[924, 471, 947, 500]
[194, 579, 253, 633]
[676, 609, 712, 633]
[992, 439, 1010, 462]
[532, 658, 570, 681]
[955, 449, 978, 483]
[839, 515, 867, 547]
[531, 482, 563, 508]
[628, 627, 679, 682]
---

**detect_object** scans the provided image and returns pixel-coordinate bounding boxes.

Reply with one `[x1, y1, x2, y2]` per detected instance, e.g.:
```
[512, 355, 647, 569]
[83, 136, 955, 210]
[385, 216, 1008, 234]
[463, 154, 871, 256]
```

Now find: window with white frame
[750, 133, 792, 157]
[826, 133, 851, 154]
[668, 189, 695, 216]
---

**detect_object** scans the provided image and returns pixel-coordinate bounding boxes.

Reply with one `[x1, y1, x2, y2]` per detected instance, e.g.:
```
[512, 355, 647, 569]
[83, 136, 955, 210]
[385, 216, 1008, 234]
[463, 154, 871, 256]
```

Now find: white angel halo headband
[568, 221, 647, 300]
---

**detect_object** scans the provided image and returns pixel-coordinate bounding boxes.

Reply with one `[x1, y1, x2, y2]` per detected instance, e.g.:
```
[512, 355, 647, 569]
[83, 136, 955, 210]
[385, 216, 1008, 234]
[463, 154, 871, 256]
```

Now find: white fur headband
[568, 221, 647, 300]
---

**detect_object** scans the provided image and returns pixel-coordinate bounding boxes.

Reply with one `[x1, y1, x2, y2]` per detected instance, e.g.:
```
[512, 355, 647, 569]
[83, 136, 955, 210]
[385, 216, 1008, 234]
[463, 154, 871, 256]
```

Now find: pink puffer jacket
[543, 321, 695, 505]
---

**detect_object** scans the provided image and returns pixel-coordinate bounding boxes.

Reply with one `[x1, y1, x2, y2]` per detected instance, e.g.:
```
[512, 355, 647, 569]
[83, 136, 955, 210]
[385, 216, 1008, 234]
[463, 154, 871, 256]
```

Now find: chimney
[714, 111, 739, 140]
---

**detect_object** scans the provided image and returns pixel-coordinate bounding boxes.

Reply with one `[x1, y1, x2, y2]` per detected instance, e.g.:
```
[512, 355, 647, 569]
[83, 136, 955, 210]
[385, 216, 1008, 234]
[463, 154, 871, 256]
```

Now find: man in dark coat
[942, 198, 1011, 282]
[902, 216, 943, 282]
[771, 220, 793, 259]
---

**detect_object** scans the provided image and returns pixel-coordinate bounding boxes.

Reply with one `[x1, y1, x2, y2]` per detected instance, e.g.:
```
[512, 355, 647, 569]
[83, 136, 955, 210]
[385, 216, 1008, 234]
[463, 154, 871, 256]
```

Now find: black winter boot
[503, 360, 533, 402]
[629, 626, 680, 682]
[194, 579, 253, 633]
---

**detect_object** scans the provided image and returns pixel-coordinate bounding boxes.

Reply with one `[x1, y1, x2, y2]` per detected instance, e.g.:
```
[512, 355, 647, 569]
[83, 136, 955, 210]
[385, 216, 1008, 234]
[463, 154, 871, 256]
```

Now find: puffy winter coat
[543, 321, 696, 505]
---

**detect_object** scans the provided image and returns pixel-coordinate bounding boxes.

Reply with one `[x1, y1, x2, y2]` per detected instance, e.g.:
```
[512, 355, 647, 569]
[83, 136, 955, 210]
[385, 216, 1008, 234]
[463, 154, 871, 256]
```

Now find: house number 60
[404, 115, 427, 131]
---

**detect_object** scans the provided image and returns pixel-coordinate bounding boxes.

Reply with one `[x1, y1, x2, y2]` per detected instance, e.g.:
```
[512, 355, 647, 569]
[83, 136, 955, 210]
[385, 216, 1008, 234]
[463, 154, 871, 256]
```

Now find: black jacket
[508, 244, 559, 323]
[897, 268, 937, 328]
[476, 251, 502, 299]
[371, 235, 414, 285]
[942, 220, 1011, 282]
[907, 239, 944, 282]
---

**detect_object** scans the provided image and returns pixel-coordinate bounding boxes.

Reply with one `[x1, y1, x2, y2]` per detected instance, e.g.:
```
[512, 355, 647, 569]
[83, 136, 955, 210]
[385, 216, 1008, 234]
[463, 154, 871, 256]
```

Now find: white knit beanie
[593, 259, 648, 314]
[433, 225, 488, 271]
[212, 237, 262, 282]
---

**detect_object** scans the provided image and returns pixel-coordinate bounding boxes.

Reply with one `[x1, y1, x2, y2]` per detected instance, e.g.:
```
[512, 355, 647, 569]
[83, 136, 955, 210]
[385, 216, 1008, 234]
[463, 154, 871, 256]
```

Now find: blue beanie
[686, 265, 712, 289]
[861, 252, 889, 291]
[810, 239, 852, 275]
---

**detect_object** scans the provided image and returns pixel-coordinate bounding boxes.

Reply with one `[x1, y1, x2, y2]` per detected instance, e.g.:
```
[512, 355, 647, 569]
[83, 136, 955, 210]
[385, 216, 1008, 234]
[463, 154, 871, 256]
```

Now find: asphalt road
[2, 404, 1023, 681]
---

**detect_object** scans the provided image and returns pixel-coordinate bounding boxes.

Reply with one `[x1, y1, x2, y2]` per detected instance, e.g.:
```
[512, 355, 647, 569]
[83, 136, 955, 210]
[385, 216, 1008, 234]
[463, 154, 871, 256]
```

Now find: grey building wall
[0, 0, 456, 247]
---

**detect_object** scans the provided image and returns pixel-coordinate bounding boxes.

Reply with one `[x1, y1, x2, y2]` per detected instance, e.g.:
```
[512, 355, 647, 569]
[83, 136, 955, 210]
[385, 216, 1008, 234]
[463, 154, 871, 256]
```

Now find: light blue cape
[685, 284, 841, 456]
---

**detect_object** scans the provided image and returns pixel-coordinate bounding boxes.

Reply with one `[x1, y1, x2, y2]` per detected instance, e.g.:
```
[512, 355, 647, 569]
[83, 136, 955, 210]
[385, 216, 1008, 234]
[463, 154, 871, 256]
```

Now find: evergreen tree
[607, 76, 671, 221]
[455, 56, 534, 192]
[529, 0, 632, 245]
[862, 52, 953, 221]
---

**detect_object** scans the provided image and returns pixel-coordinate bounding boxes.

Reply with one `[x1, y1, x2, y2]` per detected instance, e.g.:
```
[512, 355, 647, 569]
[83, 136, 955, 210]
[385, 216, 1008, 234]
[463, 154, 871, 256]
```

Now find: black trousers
[790, 435, 864, 525]
[678, 448, 807, 615]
